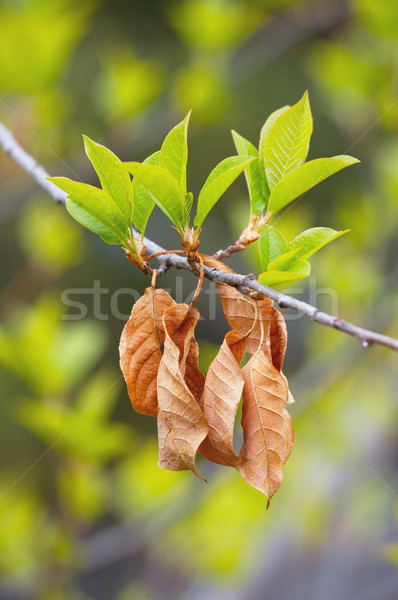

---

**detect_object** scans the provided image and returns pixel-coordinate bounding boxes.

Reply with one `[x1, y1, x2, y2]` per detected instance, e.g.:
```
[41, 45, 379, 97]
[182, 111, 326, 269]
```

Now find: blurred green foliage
[0, 0, 398, 598]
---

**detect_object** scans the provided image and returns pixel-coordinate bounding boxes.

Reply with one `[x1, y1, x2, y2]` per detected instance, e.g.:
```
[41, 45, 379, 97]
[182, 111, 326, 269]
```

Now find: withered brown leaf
[215, 282, 273, 355]
[199, 330, 247, 467]
[268, 305, 287, 372]
[119, 287, 175, 416]
[157, 304, 208, 479]
[238, 349, 294, 503]
[202, 254, 288, 368]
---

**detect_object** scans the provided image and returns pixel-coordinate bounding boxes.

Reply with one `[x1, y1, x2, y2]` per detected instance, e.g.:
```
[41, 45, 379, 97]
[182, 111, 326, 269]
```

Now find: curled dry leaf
[268, 305, 287, 371]
[216, 283, 273, 356]
[239, 349, 294, 503]
[119, 287, 175, 416]
[199, 330, 247, 467]
[157, 304, 208, 479]
[202, 253, 292, 404]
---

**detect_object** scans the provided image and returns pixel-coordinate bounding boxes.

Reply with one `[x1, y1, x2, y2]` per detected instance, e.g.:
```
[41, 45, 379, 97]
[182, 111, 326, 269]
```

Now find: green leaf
[267, 247, 305, 271]
[83, 136, 132, 224]
[160, 111, 191, 192]
[131, 150, 160, 235]
[267, 155, 359, 215]
[258, 105, 290, 203]
[258, 105, 290, 159]
[288, 227, 350, 260]
[185, 192, 194, 224]
[259, 260, 311, 286]
[259, 225, 288, 271]
[194, 155, 256, 227]
[231, 130, 265, 214]
[66, 200, 120, 244]
[123, 162, 186, 229]
[48, 177, 128, 245]
[264, 91, 312, 189]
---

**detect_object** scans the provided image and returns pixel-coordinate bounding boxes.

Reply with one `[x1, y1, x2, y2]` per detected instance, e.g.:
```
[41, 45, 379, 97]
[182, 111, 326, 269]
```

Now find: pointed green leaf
[257, 105, 290, 203]
[194, 155, 256, 227]
[267, 155, 359, 215]
[259, 260, 311, 286]
[48, 177, 128, 245]
[259, 105, 290, 159]
[267, 247, 305, 271]
[66, 200, 120, 244]
[83, 136, 132, 224]
[288, 227, 350, 260]
[232, 130, 265, 214]
[123, 162, 186, 229]
[160, 111, 191, 192]
[259, 225, 288, 271]
[264, 91, 312, 189]
[185, 192, 193, 224]
[131, 150, 160, 235]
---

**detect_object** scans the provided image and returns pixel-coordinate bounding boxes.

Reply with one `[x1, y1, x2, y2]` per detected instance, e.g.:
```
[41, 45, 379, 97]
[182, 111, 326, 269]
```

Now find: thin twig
[0, 123, 67, 204]
[1, 121, 397, 352]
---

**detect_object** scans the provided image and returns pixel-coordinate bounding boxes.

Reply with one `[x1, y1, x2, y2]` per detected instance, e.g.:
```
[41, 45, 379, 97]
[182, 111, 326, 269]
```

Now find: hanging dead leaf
[215, 283, 272, 355]
[268, 305, 287, 371]
[119, 287, 175, 416]
[202, 254, 292, 406]
[157, 304, 208, 479]
[238, 349, 294, 503]
[199, 330, 247, 467]
[184, 334, 206, 403]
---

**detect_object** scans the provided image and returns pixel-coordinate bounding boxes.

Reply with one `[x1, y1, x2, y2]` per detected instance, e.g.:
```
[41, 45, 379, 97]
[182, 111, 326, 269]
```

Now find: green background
[0, 0, 397, 598]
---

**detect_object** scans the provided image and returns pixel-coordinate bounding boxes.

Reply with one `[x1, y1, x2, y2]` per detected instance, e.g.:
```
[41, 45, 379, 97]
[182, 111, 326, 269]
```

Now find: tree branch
[1, 121, 397, 352]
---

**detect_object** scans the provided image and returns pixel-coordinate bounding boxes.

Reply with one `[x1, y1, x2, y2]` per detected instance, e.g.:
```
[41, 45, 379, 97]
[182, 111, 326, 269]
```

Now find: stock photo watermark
[60, 276, 340, 322]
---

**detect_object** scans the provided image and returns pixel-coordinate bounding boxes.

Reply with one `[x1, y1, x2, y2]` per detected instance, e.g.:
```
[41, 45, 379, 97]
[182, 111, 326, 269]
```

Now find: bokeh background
[1, 0, 398, 598]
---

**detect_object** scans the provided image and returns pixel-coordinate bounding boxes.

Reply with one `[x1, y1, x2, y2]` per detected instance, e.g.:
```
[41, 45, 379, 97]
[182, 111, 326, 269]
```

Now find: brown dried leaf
[157, 304, 208, 479]
[119, 287, 175, 416]
[268, 305, 287, 371]
[202, 254, 288, 369]
[184, 335, 205, 403]
[199, 330, 247, 467]
[216, 283, 272, 355]
[238, 349, 294, 502]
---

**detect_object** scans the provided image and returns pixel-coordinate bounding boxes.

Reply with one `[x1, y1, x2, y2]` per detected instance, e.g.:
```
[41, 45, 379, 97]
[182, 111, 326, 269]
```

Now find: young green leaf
[259, 225, 288, 271]
[288, 227, 350, 260]
[83, 136, 132, 224]
[123, 162, 186, 229]
[259, 260, 311, 286]
[131, 150, 160, 235]
[194, 155, 256, 228]
[66, 201, 120, 245]
[267, 155, 359, 215]
[185, 192, 193, 224]
[160, 111, 191, 192]
[258, 105, 290, 159]
[264, 92, 312, 189]
[257, 106, 290, 204]
[48, 177, 129, 245]
[231, 130, 265, 214]
[267, 247, 305, 271]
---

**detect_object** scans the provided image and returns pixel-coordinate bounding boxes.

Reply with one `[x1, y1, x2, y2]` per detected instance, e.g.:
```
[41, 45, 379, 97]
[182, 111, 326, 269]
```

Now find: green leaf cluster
[124, 111, 255, 234]
[49, 95, 359, 287]
[232, 92, 358, 286]
[50, 112, 254, 250]
[258, 225, 350, 286]
[233, 91, 359, 219]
